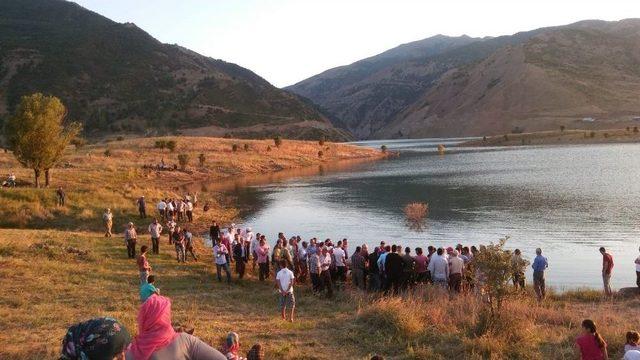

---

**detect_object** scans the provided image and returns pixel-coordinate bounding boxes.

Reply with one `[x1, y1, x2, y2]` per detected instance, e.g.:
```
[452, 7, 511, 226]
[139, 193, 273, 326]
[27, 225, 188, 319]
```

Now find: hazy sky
[74, 0, 639, 87]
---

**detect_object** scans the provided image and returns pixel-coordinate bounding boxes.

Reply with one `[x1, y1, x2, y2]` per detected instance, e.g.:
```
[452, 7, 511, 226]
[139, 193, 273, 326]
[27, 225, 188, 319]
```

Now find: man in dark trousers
[209, 221, 220, 243]
[385, 245, 404, 295]
[136, 196, 146, 218]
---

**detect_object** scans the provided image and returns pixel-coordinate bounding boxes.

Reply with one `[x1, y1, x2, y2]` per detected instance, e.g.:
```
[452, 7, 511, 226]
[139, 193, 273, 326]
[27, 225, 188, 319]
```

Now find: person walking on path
[124, 222, 137, 259]
[103, 208, 113, 237]
[148, 218, 162, 255]
[214, 238, 231, 283]
[137, 245, 151, 284]
[56, 186, 65, 206]
[136, 196, 146, 218]
[635, 247, 640, 291]
[532, 248, 548, 301]
[275, 259, 296, 322]
[600, 247, 614, 297]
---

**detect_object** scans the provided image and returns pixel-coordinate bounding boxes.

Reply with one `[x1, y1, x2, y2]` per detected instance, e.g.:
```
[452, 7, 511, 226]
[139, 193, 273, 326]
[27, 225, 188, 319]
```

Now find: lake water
[212, 139, 640, 290]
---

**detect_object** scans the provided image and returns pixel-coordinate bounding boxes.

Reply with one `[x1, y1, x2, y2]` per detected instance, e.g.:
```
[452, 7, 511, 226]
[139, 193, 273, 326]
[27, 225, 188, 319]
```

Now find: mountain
[0, 0, 350, 141]
[288, 19, 640, 139]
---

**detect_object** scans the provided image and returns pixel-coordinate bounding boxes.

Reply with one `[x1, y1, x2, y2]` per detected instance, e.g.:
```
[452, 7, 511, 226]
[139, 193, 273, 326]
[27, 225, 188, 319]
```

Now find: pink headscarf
[128, 295, 178, 360]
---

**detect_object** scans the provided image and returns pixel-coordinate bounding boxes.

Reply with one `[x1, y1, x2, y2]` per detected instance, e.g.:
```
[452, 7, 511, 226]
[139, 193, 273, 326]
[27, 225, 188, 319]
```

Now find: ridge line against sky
[73, 0, 640, 88]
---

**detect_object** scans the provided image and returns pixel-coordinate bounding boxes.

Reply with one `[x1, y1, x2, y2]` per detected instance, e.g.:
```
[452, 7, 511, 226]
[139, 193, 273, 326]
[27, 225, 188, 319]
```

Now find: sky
[74, 0, 640, 87]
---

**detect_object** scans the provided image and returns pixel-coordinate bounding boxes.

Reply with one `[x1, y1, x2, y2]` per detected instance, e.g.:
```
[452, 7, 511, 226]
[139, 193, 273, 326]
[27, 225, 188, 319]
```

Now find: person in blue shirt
[531, 248, 548, 301]
[140, 275, 160, 302]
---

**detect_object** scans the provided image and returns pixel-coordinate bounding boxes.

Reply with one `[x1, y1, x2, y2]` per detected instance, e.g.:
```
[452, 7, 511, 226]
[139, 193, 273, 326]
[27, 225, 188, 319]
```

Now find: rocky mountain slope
[288, 20, 640, 139]
[0, 0, 350, 140]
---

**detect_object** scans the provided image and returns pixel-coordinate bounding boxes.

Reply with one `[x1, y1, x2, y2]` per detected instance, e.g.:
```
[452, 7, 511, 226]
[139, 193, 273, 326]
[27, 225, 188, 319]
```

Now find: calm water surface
[213, 139, 640, 289]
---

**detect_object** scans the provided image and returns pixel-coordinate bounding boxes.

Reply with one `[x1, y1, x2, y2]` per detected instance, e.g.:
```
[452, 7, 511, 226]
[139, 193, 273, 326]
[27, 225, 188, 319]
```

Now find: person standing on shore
[511, 249, 526, 290]
[103, 208, 113, 238]
[635, 247, 640, 291]
[600, 247, 614, 297]
[428, 248, 449, 289]
[210, 221, 220, 243]
[136, 196, 146, 219]
[448, 250, 464, 293]
[137, 245, 151, 284]
[275, 259, 296, 322]
[214, 238, 231, 283]
[124, 222, 137, 259]
[148, 218, 162, 255]
[351, 246, 366, 290]
[319, 246, 333, 298]
[233, 233, 247, 279]
[532, 248, 548, 301]
[257, 236, 270, 281]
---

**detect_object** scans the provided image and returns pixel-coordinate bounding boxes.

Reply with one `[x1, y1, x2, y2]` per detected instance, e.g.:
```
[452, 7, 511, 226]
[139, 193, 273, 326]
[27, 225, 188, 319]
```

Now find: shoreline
[460, 128, 640, 147]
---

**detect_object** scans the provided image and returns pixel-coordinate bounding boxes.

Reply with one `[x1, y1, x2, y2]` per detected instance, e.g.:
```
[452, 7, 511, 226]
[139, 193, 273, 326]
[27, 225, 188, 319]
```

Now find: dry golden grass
[464, 128, 640, 147]
[2, 229, 637, 359]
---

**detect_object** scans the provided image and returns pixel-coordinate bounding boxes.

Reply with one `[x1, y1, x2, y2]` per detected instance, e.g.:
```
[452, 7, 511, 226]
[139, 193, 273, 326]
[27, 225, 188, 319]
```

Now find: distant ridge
[287, 19, 640, 139]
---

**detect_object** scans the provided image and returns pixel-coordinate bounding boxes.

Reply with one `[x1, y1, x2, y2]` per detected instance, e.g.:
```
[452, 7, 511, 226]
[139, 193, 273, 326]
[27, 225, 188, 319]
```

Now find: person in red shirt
[600, 247, 614, 297]
[575, 319, 608, 360]
[137, 245, 152, 284]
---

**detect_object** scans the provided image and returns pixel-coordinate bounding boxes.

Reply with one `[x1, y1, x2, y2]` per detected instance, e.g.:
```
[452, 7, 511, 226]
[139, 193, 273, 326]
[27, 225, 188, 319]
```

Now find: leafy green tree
[4, 93, 81, 187]
[473, 236, 529, 315]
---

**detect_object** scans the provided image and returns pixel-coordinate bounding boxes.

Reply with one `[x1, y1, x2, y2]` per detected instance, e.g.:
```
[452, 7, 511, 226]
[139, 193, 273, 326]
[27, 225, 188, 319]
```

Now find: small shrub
[266, 145, 272, 152]
[604, 132, 609, 138]
[104, 149, 111, 157]
[590, 131, 596, 138]
[483, 136, 487, 142]
[380, 145, 387, 153]
[503, 134, 509, 141]
[232, 144, 238, 152]
[319, 136, 326, 146]
[404, 202, 429, 230]
[198, 153, 205, 167]
[177, 154, 189, 170]
[357, 297, 423, 338]
[560, 125, 565, 132]
[71, 138, 87, 150]
[116, 136, 124, 141]
[627, 127, 631, 132]
[634, 127, 639, 133]
[274, 136, 282, 148]
[318, 150, 323, 158]
[154, 140, 167, 150]
[166, 140, 177, 152]
[243, 144, 249, 151]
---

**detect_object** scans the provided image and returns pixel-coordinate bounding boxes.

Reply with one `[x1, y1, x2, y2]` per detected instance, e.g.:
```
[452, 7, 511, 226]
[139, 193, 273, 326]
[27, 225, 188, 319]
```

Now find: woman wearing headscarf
[126, 295, 226, 360]
[60, 317, 131, 360]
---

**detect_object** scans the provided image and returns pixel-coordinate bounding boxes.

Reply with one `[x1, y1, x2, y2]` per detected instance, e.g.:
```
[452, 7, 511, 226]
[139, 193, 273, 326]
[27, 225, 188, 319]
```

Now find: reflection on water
[208, 139, 640, 289]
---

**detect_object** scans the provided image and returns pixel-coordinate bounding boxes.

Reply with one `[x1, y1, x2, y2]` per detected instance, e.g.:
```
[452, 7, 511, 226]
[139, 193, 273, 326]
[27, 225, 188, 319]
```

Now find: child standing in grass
[137, 245, 151, 284]
[139, 275, 160, 302]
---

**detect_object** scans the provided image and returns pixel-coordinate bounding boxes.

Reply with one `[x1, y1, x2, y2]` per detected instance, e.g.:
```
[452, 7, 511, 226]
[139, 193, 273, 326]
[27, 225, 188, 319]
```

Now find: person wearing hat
[124, 222, 138, 259]
[60, 317, 131, 360]
[103, 208, 113, 238]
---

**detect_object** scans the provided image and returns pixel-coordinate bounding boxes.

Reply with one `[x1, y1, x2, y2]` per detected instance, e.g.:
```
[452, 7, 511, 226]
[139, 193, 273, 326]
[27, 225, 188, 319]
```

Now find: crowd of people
[59, 193, 640, 360]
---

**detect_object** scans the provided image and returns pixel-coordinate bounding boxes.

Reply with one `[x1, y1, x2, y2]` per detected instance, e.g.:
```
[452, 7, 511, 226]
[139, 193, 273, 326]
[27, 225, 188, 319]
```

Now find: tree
[4, 93, 81, 187]
[380, 145, 387, 153]
[166, 140, 177, 152]
[232, 144, 238, 152]
[473, 237, 529, 315]
[274, 136, 282, 148]
[198, 153, 206, 167]
[244, 143, 249, 151]
[319, 135, 326, 146]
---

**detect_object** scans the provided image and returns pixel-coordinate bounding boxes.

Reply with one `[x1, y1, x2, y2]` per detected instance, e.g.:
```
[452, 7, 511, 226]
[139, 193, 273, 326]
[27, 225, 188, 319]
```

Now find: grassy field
[1, 136, 639, 359]
[1, 229, 639, 359]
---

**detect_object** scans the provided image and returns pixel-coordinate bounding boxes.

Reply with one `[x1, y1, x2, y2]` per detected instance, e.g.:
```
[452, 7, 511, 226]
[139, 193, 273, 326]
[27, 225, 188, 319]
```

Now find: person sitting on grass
[275, 259, 296, 322]
[60, 317, 131, 360]
[575, 319, 608, 360]
[246, 344, 263, 360]
[140, 275, 160, 303]
[126, 295, 226, 360]
[221, 332, 242, 360]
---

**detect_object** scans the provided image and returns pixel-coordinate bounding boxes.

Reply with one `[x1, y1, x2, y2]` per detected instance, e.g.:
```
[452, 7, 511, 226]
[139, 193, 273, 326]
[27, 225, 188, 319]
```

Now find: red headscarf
[128, 295, 178, 360]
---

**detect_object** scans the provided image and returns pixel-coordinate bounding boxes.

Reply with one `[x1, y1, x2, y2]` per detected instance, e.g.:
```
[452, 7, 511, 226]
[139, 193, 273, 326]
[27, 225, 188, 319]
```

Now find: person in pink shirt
[256, 236, 271, 281]
[575, 319, 608, 360]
